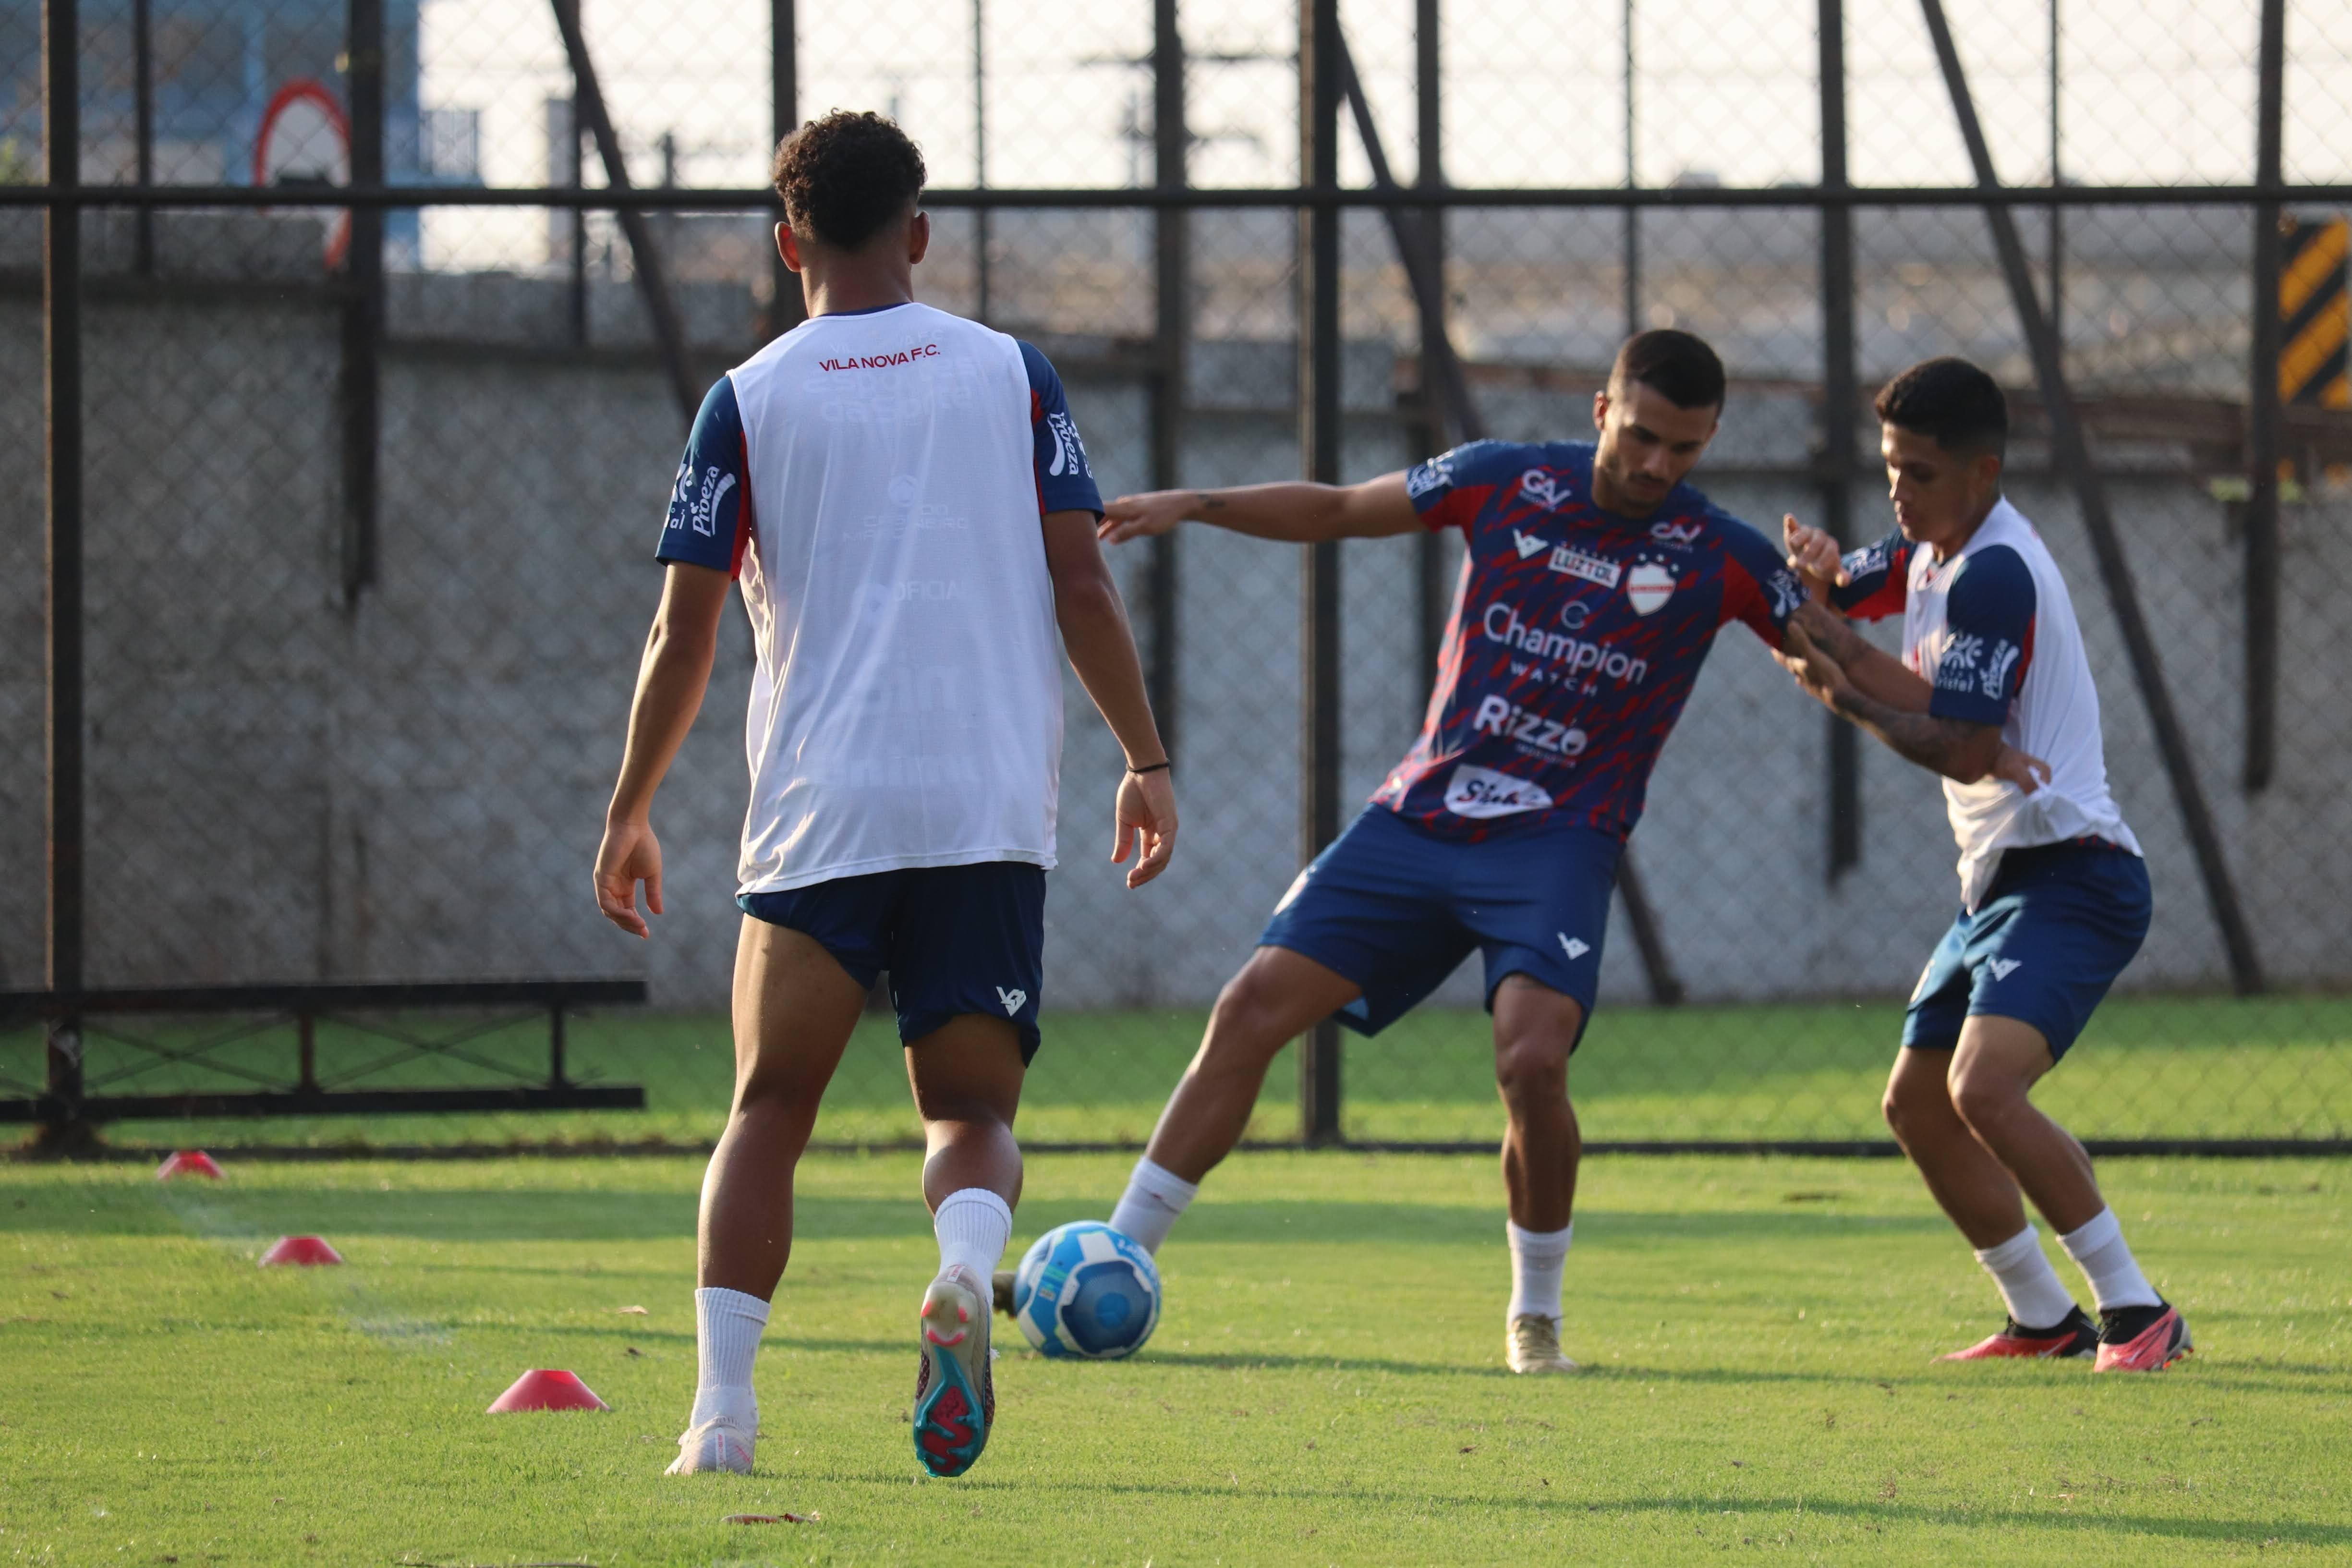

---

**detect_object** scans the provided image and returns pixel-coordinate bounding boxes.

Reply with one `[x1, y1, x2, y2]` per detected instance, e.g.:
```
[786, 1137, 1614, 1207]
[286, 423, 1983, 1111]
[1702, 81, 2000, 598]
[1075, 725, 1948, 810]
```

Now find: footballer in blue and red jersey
[1261, 438, 1805, 1038]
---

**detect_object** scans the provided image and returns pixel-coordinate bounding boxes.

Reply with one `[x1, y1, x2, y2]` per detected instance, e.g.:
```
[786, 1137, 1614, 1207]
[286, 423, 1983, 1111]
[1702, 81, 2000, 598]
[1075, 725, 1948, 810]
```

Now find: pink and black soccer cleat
[1937, 1305, 2099, 1361]
[2094, 1301, 2193, 1372]
[913, 1264, 995, 1477]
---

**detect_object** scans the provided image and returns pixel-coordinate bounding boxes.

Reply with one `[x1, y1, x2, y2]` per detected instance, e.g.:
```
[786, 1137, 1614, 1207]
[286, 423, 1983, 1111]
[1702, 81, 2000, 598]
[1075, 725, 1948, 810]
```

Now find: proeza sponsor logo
[818, 342, 942, 372]
[1547, 546, 1622, 588]
[1482, 602, 1650, 683]
[1471, 694, 1590, 757]
[1765, 565, 1806, 620]
[1981, 638, 2021, 698]
[1517, 467, 1576, 511]
[1405, 453, 1455, 500]
[1443, 763, 1553, 819]
[1044, 409, 1091, 477]
[668, 458, 736, 537]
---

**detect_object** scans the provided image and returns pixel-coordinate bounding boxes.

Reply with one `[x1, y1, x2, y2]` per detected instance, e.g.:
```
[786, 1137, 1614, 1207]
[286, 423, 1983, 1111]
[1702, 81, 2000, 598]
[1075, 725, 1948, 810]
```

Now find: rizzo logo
[818, 342, 942, 372]
[1517, 467, 1576, 511]
[1471, 694, 1590, 757]
[1443, 763, 1553, 819]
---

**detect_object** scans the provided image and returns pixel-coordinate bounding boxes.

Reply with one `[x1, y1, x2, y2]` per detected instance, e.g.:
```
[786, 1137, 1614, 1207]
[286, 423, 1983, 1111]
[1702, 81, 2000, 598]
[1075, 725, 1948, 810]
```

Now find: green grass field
[4, 1150, 2347, 1564]
[23, 993, 2352, 1154]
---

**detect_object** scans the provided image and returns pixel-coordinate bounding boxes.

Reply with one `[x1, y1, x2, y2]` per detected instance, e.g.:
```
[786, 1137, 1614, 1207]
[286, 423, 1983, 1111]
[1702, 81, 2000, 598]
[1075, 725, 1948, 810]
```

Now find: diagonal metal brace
[1332, 27, 1685, 1006]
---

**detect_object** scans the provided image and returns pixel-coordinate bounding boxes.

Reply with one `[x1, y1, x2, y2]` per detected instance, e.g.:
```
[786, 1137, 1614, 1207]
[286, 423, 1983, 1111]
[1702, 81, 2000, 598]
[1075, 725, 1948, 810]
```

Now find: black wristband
[1127, 760, 1172, 775]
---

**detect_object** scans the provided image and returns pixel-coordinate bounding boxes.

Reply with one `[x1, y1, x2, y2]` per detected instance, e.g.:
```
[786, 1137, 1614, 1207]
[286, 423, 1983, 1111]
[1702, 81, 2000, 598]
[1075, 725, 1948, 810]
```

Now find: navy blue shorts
[1903, 841, 2151, 1062]
[739, 861, 1045, 1063]
[1258, 806, 1621, 1042]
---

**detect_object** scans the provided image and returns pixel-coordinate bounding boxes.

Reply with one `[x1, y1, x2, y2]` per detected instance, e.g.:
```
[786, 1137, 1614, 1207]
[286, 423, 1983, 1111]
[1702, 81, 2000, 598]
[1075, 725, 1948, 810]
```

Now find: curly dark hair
[1875, 357, 2007, 456]
[770, 110, 926, 252]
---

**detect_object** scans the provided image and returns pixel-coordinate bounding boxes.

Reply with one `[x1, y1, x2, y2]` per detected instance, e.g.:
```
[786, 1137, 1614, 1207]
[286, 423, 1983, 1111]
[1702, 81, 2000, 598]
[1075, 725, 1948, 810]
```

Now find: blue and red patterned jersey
[1370, 440, 1805, 841]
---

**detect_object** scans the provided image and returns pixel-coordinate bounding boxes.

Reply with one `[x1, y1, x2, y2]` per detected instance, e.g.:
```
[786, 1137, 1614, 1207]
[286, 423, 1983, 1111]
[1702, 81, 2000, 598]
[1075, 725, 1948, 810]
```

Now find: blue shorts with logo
[1903, 841, 2151, 1061]
[1258, 805, 1621, 1043]
[739, 860, 1045, 1063]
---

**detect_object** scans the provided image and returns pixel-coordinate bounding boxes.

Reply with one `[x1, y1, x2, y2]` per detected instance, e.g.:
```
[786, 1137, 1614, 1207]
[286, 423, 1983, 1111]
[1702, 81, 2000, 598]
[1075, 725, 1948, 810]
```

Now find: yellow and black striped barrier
[2281, 213, 2348, 411]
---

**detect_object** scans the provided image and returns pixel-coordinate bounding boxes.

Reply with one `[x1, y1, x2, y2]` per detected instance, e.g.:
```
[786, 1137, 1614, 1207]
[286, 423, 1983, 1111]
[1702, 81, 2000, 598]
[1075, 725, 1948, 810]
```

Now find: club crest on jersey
[1547, 546, 1623, 588]
[1510, 528, 1549, 560]
[1517, 467, 1576, 511]
[1625, 559, 1678, 616]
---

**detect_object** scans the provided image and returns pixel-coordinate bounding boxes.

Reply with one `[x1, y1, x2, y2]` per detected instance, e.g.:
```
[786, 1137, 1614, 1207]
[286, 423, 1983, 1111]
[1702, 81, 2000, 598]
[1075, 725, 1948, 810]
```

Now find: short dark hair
[1874, 357, 2007, 456]
[1611, 329, 1726, 411]
[770, 110, 926, 252]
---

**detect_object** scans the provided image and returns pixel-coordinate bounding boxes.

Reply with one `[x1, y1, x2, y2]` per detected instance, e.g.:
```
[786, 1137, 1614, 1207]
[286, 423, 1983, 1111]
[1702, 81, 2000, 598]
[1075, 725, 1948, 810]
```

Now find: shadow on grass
[935, 1472, 2352, 1547]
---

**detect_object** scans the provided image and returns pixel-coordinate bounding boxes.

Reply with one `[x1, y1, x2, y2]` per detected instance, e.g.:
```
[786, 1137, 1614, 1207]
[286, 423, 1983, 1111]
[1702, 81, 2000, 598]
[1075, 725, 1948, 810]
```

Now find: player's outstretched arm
[594, 562, 730, 937]
[1775, 622, 2047, 791]
[1098, 472, 1422, 547]
[1043, 508, 1178, 890]
[1785, 600, 1933, 715]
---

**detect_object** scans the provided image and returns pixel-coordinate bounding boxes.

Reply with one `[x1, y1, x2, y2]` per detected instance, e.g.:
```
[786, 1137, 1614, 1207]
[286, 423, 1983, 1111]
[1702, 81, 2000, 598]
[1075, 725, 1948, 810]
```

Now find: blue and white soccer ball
[1010, 1221, 1162, 1360]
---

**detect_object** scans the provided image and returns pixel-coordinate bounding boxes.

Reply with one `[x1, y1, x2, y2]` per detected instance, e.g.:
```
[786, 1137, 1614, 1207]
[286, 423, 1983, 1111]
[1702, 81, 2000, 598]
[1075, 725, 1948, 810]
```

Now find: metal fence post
[2244, 0, 2285, 792]
[1818, 0, 1861, 878]
[1412, 0, 1449, 692]
[42, 0, 85, 1144]
[341, 0, 385, 603]
[768, 0, 803, 339]
[1298, 0, 1344, 1145]
[1147, 0, 1184, 752]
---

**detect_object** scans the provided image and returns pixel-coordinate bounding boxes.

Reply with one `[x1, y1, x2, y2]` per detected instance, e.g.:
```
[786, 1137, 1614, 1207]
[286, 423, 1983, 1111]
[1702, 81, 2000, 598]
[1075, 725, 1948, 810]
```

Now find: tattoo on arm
[1830, 686, 1998, 783]
[1196, 492, 1226, 512]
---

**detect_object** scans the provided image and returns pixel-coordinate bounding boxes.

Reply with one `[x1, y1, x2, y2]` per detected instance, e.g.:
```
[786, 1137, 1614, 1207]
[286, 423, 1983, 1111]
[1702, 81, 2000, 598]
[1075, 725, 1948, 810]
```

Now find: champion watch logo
[995, 986, 1028, 1016]
[1511, 528, 1549, 560]
[1558, 934, 1591, 960]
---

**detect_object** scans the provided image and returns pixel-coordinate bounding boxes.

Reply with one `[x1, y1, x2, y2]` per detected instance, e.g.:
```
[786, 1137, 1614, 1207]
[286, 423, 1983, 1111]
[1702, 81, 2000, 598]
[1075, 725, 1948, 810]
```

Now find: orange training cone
[258, 1235, 344, 1267]
[487, 1370, 609, 1413]
[156, 1150, 223, 1181]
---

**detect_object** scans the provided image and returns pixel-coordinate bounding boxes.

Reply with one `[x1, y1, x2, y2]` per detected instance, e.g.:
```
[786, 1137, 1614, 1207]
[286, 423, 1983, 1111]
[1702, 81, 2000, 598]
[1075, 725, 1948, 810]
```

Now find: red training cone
[487, 1370, 609, 1413]
[258, 1235, 344, 1267]
[156, 1150, 223, 1181]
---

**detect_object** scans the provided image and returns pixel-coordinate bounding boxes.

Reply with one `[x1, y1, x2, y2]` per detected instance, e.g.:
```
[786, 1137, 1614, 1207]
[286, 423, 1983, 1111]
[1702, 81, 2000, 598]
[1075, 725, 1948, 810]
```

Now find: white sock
[1506, 1220, 1573, 1323]
[1107, 1158, 1199, 1255]
[2058, 1207, 2160, 1312]
[688, 1285, 770, 1429]
[935, 1188, 1014, 1281]
[1972, 1226, 2077, 1331]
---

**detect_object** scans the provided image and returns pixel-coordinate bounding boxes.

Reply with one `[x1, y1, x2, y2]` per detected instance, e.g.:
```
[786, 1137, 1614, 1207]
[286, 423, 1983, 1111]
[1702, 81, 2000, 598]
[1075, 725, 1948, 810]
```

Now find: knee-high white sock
[689, 1286, 770, 1429]
[935, 1188, 1014, 1281]
[1972, 1226, 2077, 1331]
[2058, 1207, 2160, 1312]
[1506, 1220, 1574, 1323]
[1108, 1158, 1199, 1255]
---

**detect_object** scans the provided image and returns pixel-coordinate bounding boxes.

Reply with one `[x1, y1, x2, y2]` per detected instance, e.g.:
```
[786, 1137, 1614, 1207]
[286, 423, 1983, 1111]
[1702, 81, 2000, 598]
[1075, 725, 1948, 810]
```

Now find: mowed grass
[34, 993, 2352, 1152]
[3, 1152, 2348, 1565]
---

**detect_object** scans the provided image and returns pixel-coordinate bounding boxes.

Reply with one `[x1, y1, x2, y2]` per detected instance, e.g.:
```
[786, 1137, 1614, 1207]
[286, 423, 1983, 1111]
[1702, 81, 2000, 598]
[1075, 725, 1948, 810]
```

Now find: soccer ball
[1010, 1221, 1162, 1360]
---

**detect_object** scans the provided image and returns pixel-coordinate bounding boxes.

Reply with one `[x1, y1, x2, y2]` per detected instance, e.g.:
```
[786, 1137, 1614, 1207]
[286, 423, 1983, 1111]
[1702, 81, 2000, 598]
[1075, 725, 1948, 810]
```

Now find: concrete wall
[3, 250, 2344, 1008]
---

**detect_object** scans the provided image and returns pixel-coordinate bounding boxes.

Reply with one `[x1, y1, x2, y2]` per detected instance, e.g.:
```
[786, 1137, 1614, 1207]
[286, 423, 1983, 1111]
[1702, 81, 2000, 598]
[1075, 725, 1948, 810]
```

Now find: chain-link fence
[3, 0, 2349, 1152]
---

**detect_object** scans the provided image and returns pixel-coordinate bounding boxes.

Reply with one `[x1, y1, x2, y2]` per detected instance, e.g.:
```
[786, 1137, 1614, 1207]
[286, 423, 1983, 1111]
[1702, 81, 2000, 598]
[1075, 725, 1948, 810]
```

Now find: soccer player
[1082, 331, 1815, 1374]
[1776, 356, 2189, 1371]
[592, 111, 1178, 1478]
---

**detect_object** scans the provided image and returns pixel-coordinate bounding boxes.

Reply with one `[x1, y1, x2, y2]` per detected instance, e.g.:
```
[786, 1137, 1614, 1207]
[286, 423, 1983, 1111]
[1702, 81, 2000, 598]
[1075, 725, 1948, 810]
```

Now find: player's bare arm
[594, 562, 732, 937]
[1098, 472, 1422, 546]
[1044, 507, 1178, 889]
[1779, 621, 2045, 791]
